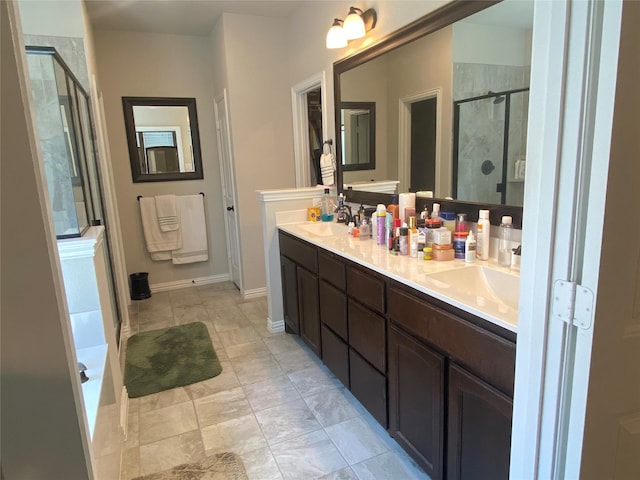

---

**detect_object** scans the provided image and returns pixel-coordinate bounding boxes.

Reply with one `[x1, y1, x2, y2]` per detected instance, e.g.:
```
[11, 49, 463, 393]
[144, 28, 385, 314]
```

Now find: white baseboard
[268, 316, 285, 333]
[149, 273, 231, 293]
[120, 386, 129, 439]
[243, 287, 267, 300]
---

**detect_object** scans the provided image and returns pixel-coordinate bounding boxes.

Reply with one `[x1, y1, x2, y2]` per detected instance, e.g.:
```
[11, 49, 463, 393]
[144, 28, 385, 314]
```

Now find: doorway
[291, 72, 329, 187]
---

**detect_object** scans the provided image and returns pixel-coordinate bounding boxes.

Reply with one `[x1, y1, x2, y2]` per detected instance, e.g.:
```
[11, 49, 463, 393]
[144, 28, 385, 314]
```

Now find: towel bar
[137, 192, 204, 201]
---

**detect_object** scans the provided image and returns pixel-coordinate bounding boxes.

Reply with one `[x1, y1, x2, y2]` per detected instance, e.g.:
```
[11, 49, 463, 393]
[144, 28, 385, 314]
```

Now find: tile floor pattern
[122, 282, 430, 480]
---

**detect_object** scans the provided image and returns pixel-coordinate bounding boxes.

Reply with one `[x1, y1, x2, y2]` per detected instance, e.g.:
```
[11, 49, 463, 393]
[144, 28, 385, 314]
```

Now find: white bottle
[476, 209, 490, 261]
[498, 216, 513, 267]
[431, 202, 441, 220]
[465, 230, 477, 263]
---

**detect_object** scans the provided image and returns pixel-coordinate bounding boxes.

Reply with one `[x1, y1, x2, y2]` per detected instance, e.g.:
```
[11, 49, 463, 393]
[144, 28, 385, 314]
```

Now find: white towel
[139, 197, 182, 258]
[171, 195, 208, 264]
[320, 152, 336, 186]
[155, 195, 179, 232]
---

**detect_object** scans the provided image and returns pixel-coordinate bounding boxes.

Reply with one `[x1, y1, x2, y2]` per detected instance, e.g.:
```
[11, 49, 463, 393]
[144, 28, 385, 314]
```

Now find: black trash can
[129, 272, 151, 300]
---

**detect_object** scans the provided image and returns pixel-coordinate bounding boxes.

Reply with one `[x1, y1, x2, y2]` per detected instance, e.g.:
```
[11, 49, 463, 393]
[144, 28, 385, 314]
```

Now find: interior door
[214, 90, 241, 288]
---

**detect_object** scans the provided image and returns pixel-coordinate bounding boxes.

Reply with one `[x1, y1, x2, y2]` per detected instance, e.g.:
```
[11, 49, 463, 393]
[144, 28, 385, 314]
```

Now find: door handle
[226, 206, 235, 212]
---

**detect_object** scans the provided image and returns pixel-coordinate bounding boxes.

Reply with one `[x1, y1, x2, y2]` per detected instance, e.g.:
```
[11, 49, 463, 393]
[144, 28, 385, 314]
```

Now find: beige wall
[213, 13, 295, 292]
[2, 1, 92, 476]
[94, 30, 229, 286]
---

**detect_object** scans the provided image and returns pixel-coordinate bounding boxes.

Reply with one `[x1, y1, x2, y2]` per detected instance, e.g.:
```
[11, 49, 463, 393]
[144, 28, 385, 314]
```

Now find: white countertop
[279, 221, 519, 333]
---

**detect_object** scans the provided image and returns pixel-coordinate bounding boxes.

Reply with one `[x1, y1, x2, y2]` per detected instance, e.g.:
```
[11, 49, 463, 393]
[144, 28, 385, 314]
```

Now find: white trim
[291, 72, 328, 187]
[397, 88, 442, 193]
[149, 273, 231, 293]
[268, 317, 285, 333]
[57, 226, 105, 260]
[242, 287, 267, 300]
[257, 185, 326, 203]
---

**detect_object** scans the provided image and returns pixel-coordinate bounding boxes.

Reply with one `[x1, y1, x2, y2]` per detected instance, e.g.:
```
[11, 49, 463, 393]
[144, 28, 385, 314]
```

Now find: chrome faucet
[335, 204, 352, 224]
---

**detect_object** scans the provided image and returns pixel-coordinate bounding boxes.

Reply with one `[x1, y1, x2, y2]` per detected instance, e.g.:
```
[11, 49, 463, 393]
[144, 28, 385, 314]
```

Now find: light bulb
[343, 7, 365, 40]
[326, 19, 347, 49]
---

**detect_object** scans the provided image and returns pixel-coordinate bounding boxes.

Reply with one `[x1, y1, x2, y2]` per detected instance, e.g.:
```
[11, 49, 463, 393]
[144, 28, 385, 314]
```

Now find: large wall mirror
[122, 97, 204, 182]
[335, 0, 532, 226]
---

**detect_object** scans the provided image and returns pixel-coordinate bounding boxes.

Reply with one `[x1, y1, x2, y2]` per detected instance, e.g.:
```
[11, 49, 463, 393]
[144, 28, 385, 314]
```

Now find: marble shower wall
[453, 63, 529, 206]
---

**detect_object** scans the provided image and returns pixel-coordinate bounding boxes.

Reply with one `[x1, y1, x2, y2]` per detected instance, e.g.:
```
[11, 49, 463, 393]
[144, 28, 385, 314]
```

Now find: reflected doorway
[410, 98, 437, 193]
[306, 88, 323, 185]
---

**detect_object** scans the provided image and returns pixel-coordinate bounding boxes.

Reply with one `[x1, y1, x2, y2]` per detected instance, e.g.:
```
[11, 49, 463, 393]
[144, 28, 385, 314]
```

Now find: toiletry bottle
[357, 202, 366, 222]
[431, 203, 441, 221]
[441, 211, 456, 233]
[420, 205, 430, 220]
[409, 217, 418, 258]
[374, 204, 385, 245]
[465, 230, 477, 263]
[335, 194, 347, 223]
[321, 188, 335, 222]
[498, 215, 513, 267]
[359, 216, 370, 240]
[399, 227, 409, 255]
[476, 209, 490, 260]
[455, 213, 468, 233]
[453, 231, 468, 259]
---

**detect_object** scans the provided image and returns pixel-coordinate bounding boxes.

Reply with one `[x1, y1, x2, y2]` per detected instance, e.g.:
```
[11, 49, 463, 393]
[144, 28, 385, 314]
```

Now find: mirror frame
[341, 101, 376, 171]
[122, 96, 204, 183]
[334, 0, 524, 228]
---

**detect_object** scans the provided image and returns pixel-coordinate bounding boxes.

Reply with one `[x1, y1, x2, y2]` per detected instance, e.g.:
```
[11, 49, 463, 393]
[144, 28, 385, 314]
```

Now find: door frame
[214, 89, 242, 290]
[398, 88, 442, 194]
[291, 71, 329, 187]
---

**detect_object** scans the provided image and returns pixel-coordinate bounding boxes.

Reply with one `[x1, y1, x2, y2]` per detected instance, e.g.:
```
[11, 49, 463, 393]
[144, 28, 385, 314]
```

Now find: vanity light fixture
[326, 18, 347, 49]
[326, 6, 377, 49]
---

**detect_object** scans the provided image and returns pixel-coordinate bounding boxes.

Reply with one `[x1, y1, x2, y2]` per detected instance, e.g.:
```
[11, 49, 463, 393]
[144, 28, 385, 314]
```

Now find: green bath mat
[124, 322, 221, 398]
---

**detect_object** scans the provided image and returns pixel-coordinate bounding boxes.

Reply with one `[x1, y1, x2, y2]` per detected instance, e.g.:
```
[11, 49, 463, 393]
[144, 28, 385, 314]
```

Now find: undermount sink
[425, 265, 520, 313]
[297, 221, 347, 237]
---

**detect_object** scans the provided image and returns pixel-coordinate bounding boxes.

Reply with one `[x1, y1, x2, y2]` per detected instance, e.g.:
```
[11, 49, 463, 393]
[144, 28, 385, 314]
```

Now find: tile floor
[121, 282, 430, 480]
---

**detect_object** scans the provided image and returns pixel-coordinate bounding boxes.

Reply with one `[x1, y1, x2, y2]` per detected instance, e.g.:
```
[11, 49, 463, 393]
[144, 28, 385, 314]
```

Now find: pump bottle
[476, 209, 490, 260]
[498, 216, 513, 267]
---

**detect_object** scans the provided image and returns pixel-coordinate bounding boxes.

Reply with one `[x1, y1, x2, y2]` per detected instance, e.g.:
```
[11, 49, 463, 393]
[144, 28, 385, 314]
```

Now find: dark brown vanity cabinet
[388, 283, 515, 480]
[279, 231, 320, 356]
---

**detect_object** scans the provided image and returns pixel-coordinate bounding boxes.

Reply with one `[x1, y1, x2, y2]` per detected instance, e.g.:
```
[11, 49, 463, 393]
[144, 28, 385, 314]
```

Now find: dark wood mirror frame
[122, 96, 204, 183]
[341, 101, 376, 171]
[334, 0, 523, 228]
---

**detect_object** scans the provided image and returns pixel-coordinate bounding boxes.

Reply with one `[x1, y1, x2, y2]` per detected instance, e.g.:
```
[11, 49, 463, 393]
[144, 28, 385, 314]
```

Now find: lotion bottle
[476, 209, 490, 261]
[465, 230, 477, 263]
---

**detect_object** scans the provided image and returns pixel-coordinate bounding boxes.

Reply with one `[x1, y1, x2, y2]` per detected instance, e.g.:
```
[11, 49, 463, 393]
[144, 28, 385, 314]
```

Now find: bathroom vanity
[278, 222, 518, 480]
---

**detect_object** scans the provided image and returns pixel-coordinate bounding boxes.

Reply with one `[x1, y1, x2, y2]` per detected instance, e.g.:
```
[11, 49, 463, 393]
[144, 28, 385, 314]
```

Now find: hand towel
[171, 195, 208, 264]
[320, 152, 336, 186]
[155, 194, 179, 232]
[139, 197, 182, 258]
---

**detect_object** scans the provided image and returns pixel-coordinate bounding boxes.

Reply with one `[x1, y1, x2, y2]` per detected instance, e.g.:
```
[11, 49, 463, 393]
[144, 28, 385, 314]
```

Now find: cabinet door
[448, 363, 512, 480]
[297, 266, 321, 356]
[388, 325, 444, 480]
[280, 255, 299, 334]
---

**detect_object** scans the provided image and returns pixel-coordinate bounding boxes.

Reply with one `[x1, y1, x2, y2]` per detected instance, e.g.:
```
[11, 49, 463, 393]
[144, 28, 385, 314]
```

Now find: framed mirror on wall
[122, 97, 204, 182]
[334, 0, 532, 227]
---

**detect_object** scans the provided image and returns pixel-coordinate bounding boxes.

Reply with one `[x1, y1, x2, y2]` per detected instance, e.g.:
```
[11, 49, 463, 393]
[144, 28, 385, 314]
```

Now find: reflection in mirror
[341, 101, 375, 171]
[335, 0, 533, 212]
[122, 97, 203, 182]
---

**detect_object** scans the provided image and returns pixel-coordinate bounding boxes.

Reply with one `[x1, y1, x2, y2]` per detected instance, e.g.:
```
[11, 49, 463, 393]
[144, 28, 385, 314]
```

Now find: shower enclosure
[453, 87, 529, 206]
[25, 46, 122, 340]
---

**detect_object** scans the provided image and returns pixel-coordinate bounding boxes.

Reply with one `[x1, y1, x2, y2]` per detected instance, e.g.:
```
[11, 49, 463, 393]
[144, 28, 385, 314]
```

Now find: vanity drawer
[388, 286, 515, 396]
[348, 299, 386, 373]
[320, 280, 348, 341]
[321, 325, 349, 388]
[279, 231, 317, 273]
[350, 348, 387, 428]
[319, 250, 346, 290]
[347, 265, 386, 315]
